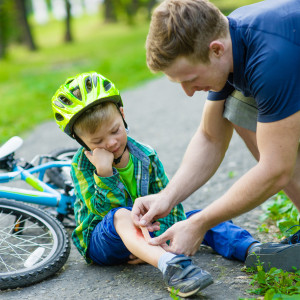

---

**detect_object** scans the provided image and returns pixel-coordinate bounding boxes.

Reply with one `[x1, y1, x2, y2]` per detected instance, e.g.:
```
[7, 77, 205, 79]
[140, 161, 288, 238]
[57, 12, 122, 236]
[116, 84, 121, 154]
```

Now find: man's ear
[209, 41, 225, 57]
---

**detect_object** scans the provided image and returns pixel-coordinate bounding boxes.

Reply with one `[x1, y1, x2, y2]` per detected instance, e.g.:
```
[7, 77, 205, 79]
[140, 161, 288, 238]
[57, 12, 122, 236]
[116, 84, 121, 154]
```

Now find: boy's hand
[85, 148, 114, 177]
[127, 254, 145, 265]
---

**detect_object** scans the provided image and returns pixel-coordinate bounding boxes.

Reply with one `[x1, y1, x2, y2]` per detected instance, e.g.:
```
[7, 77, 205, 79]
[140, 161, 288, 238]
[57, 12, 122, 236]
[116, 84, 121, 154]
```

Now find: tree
[124, 0, 138, 24]
[146, 0, 157, 20]
[14, 0, 37, 51]
[103, 0, 118, 23]
[0, 0, 6, 58]
[64, 0, 72, 42]
[103, 0, 159, 25]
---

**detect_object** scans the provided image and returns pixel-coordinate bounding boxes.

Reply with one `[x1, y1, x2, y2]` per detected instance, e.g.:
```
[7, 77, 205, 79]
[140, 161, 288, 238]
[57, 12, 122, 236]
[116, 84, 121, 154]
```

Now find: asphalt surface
[1, 76, 267, 300]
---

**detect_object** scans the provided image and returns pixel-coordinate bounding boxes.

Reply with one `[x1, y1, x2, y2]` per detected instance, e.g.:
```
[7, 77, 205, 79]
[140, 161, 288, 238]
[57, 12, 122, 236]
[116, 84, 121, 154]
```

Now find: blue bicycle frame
[0, 161, 75, 216]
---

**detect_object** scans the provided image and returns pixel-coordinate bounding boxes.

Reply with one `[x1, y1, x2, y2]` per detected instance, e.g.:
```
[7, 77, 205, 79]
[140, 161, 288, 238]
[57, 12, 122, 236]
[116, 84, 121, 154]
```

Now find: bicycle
[0, 136, 78, 290]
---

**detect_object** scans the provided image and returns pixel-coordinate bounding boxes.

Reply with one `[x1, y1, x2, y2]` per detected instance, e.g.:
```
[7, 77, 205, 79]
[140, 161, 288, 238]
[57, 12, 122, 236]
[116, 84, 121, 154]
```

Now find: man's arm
[147, 111, 300, 256]
[132, 99, 233, 226]
[193, 110, 300, 230]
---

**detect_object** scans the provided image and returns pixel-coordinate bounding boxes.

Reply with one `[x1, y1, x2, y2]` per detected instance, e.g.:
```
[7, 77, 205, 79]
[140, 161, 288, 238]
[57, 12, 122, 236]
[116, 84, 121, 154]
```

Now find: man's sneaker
[281, 226, 300, 244]
[163, 255, 213, 298]
[245, 242, 300, 272]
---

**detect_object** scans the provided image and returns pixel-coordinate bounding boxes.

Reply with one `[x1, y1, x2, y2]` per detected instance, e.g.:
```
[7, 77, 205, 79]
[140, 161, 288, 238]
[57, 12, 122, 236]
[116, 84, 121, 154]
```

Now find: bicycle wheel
[46, 148, 78, 189]
[0, 199, 70, 290]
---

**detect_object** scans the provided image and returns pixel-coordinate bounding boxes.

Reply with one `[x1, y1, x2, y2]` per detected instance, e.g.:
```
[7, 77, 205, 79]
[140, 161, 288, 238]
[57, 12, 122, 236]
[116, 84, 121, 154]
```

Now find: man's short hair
[146, 0, 227, 72]
[73, 102, 119, 137]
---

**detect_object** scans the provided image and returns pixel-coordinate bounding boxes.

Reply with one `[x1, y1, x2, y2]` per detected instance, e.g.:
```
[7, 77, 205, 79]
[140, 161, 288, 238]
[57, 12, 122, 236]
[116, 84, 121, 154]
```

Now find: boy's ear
[119, 107, 125, 119]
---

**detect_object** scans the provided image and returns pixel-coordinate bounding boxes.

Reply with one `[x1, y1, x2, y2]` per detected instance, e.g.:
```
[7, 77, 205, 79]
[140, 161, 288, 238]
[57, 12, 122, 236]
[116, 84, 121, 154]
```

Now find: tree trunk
[15, 0, 37, 51]
[103, 0, 117, 23]
[147, 0, 157, 20]
[0, 0, 6, 58]
[125, 0, 139, 25]
[65, 0, 72, 42]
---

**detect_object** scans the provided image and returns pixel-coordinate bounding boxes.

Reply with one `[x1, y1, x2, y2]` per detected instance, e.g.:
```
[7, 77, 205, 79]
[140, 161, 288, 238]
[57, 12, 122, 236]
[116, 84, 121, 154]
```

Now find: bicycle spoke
[0, 209, 56, 273]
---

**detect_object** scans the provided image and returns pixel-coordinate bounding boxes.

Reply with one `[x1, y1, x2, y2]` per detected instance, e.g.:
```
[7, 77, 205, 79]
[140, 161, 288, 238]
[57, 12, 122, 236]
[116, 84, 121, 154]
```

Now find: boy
[51, 71, 259, 297]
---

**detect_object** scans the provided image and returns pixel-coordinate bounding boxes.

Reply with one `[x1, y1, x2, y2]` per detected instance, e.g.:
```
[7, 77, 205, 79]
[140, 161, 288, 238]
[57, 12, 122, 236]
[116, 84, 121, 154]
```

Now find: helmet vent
[65, 79, 74, 84]
[55, 113, 64, 121]
[59, 96, 73, 106]
[85, 77, 93, 93]
[54, 100, 65, 108]
[71, 87, 82, 100]
[103, 80, 112, 91]
[93, 74, 98, 87]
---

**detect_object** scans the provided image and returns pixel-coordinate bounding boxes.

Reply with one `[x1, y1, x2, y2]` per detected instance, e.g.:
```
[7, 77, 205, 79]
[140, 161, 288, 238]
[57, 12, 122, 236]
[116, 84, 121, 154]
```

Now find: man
[131, 0, 300, 270]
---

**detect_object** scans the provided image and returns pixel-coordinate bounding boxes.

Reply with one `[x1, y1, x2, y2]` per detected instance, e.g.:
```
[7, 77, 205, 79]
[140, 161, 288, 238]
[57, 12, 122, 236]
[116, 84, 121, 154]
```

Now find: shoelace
[282, 225, 300, 244]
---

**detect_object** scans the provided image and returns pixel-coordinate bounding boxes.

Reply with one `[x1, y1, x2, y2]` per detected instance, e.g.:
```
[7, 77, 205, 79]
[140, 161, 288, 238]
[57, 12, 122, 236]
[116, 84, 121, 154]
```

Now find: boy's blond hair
[73, 102, 119, 137]
[146, 0, 228, 72]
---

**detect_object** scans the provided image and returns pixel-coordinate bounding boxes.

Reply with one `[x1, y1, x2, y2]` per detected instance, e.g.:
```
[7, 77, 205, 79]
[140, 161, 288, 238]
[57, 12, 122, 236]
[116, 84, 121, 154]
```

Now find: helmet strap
[113, 144, 127, 165]
[72, 132, 91, 151]
[114, 106, 128, 165]
[72, 104, 129, 163]
[115, 105, 128, 131]
[72, 132, 128, 165]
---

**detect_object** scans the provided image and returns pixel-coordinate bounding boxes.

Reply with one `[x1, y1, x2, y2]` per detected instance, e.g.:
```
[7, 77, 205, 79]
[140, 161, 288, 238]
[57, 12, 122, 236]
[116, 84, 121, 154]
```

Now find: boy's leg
[89, 207, 213, 297]
[114, 208, 213, 297]
[114, 208, 166, 267]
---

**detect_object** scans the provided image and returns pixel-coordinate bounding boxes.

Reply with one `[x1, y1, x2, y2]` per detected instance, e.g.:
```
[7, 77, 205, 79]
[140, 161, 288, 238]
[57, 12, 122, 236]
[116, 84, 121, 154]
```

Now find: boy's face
[78, 108, 128, 159]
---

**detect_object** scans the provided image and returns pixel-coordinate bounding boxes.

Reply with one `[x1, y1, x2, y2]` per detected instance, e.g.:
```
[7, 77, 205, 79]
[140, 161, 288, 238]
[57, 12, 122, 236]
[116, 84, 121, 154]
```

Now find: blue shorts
[87, 207, 258, 266]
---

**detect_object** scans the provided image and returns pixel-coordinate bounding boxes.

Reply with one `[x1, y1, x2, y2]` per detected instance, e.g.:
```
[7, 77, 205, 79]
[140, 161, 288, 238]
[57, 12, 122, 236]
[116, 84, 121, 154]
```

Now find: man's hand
[131, 193, 173, 229]
[148, 216, 206, 256]
[85, 148, 114, 177]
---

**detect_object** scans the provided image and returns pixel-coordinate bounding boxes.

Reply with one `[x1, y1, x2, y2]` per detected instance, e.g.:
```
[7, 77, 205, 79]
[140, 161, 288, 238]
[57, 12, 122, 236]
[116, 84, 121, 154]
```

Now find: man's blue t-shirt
[207, 0, 300, 123]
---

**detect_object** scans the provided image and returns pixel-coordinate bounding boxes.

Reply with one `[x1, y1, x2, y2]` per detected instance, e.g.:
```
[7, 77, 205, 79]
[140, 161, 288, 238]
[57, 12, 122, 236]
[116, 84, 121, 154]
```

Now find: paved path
[2, 77, 264, 300]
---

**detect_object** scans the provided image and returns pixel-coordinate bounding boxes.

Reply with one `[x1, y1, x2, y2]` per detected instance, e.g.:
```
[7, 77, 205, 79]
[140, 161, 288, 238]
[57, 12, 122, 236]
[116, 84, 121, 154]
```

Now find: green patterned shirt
[70, 136, 186, 263]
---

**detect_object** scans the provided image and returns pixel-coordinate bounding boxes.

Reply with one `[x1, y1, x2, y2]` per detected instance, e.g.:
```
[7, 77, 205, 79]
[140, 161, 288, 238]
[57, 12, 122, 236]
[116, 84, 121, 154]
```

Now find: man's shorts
[223, 90, 258, 132]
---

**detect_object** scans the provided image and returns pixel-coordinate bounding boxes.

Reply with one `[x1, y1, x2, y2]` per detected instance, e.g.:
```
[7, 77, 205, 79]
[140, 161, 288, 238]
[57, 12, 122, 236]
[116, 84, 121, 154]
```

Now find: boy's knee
[114, 208, 132, 225]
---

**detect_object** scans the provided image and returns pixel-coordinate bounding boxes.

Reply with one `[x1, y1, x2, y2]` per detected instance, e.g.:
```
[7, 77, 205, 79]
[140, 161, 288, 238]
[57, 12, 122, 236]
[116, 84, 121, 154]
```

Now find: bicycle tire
[0, 199, 70, 290]
[45, 148, 78, 189]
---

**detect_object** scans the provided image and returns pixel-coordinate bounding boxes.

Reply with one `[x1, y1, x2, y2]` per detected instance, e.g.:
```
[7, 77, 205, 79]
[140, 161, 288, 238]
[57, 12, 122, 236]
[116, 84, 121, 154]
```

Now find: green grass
[242, 264, 300, 299]
[240, 192, 300, 299]
[0, 14, 155, 143]
[0, 0, 260, 144]
[258, 191, 300, 239]
[212, 0, 259, 15]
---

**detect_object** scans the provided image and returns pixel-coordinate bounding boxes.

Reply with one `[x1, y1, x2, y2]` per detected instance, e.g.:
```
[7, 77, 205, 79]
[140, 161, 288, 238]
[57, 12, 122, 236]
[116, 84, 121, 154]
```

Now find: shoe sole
[167, 275, 213, 298]
[245, 244, 300, 272]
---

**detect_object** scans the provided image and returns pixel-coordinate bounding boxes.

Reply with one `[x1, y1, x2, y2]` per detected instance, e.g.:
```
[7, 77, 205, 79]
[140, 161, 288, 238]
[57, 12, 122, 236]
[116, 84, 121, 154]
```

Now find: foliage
[169, 287, 182, 299]
[0, 14, 155, 144]
[0, 0, 264, 143]
[258, 191, 300, 239]
[212, 0, 260, 15]
[243, 264, 300, 299]
[239, 191, 300, 299]
[104, 0, 156, 24]
[228, 171, 235, 179]
[0, 0, 21, 46]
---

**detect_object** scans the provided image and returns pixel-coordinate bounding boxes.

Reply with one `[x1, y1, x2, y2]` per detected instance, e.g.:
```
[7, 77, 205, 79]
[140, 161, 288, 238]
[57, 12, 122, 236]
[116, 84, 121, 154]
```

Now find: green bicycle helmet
[51, 71, 124, 138]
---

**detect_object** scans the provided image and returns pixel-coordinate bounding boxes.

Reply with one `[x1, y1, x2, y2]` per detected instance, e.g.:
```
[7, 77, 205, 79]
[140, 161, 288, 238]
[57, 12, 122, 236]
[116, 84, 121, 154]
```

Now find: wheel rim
[0, 204, 59, 275]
